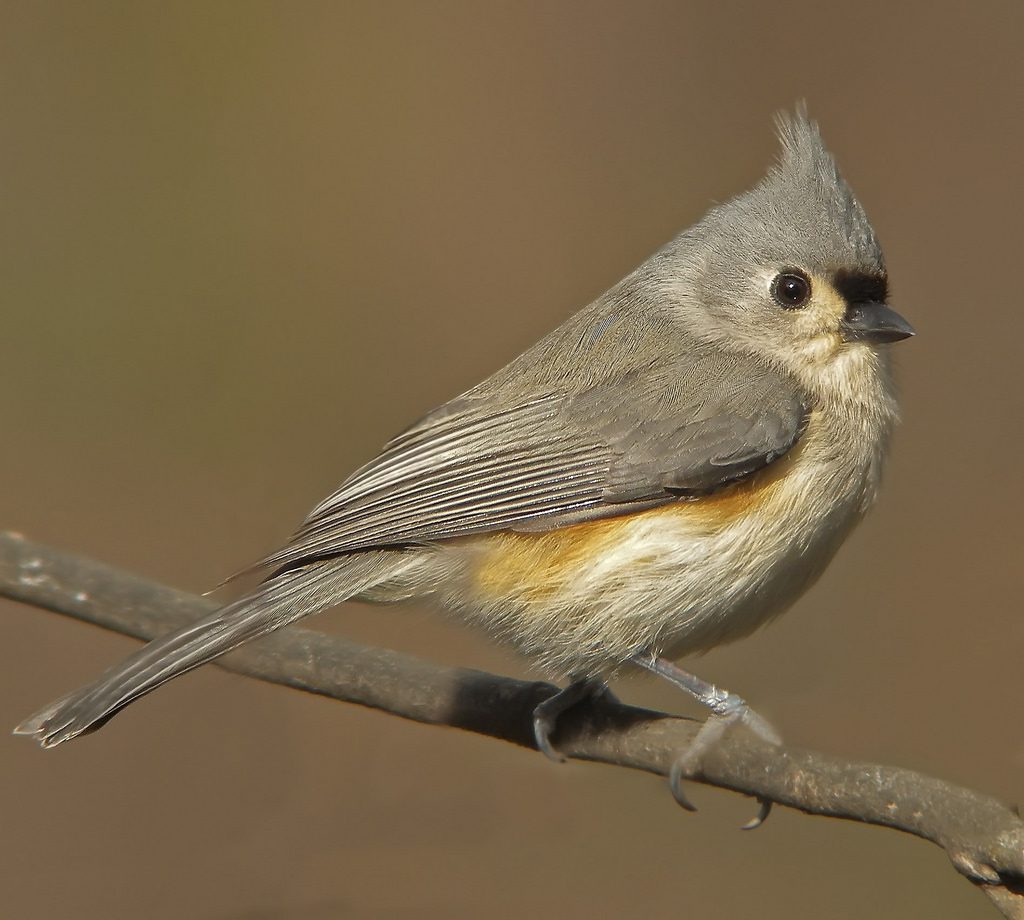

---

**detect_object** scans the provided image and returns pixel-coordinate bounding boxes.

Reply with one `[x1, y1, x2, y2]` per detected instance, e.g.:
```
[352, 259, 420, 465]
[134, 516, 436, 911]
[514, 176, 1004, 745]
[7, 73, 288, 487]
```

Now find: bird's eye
[770, 271, 812, 309]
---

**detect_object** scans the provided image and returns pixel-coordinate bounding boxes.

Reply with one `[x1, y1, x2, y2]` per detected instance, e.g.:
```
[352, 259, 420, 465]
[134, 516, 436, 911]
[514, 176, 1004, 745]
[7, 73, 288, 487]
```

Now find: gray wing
[255, 348, 809, 574]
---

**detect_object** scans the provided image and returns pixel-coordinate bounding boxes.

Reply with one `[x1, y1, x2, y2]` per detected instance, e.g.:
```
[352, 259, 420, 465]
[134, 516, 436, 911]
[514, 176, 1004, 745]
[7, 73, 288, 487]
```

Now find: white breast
[429, 351, 899, 679]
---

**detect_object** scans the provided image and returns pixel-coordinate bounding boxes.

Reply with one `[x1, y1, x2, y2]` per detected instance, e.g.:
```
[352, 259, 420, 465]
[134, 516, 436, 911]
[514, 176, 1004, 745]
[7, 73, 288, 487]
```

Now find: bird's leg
[631, 653, 780, 827]
[532, 677, 610, 762]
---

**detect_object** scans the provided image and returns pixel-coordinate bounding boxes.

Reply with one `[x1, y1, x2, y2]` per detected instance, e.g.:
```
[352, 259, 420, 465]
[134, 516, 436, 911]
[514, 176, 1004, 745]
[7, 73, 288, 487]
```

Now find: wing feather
[253, 342, 809, 575]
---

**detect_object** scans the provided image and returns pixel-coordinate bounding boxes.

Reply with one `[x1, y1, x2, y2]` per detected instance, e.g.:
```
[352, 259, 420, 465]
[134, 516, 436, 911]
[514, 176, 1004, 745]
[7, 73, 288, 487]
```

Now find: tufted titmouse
[16, 111, 913, 793]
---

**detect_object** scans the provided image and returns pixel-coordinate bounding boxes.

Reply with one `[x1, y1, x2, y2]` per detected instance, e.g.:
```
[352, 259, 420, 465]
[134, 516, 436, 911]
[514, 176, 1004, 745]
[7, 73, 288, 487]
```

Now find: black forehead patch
[833, 269, 888, 305]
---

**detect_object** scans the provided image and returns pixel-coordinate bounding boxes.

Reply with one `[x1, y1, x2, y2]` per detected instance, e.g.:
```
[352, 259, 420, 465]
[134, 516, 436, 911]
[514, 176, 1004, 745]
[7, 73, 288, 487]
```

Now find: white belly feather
[431, 403, 889, 679]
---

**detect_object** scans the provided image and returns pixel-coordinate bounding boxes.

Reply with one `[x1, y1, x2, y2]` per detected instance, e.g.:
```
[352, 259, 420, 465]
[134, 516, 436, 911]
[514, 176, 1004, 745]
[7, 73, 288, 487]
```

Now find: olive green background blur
[2, 2, 1022, 918]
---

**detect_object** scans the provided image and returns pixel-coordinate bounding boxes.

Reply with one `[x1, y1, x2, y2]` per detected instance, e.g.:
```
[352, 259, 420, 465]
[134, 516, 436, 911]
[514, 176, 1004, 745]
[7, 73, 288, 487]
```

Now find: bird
[16, 109, 913, 809]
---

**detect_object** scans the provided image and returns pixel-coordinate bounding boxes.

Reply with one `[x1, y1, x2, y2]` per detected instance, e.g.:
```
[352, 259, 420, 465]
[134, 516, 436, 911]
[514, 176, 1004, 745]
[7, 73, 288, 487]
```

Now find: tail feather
[15, 558, 387, 748]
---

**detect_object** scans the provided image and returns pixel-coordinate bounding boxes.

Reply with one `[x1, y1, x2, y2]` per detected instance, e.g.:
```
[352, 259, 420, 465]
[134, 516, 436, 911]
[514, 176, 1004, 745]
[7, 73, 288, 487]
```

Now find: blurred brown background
[2, 2, 1022, 918]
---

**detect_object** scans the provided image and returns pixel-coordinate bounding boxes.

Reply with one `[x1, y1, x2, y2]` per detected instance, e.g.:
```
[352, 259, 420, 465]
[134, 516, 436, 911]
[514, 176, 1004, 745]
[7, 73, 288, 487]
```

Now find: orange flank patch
[474, 511, 647, 603]
[471, 450, 797, 603]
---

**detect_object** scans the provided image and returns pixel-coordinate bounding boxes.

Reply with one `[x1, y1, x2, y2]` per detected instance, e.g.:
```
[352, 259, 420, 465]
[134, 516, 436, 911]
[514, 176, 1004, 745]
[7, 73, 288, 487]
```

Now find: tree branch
[2, 530, 1022, 917]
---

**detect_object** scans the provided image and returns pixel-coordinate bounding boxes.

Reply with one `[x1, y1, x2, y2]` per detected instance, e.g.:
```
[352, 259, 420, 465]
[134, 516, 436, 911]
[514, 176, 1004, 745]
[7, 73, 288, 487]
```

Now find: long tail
[15, 557, 387, 748]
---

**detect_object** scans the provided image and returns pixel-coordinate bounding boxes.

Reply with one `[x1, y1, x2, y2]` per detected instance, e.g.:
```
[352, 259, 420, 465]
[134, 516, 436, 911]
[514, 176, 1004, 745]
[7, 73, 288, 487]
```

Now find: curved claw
[531, 678, 604, 763]
[532, 709, 567, 763]
[740, 797, 773, 830]
[668, 757, 698, 812]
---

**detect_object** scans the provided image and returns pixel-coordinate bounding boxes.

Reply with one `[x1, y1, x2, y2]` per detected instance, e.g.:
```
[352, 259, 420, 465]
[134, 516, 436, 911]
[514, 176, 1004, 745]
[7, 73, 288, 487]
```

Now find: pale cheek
[799, 289, 846, 335]
[816, 285, 850, 322]
[794, 333, 843, 371]
[787, 285, 848, 369]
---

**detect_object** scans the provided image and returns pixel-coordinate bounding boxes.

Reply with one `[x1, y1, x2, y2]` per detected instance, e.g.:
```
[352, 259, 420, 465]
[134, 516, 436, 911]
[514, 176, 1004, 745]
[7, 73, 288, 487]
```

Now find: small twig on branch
[2, 531, 1022, 917]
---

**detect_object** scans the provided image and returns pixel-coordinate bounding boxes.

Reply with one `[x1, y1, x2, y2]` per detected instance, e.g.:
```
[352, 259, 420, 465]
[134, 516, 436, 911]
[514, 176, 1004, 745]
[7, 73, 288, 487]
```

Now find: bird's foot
[668, 691, 780, 828]
[532, 678, 610, 762]
[630, 654, 780, 828]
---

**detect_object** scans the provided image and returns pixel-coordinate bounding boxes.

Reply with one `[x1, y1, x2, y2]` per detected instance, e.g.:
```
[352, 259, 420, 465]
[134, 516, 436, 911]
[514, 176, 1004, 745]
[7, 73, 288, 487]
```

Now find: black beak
[841, 302, 915, 345]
